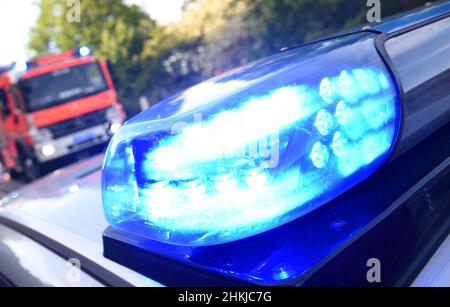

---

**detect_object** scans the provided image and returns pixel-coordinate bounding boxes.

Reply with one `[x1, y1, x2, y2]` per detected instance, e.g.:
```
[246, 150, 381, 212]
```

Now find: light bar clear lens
[102, 34, 401, 246]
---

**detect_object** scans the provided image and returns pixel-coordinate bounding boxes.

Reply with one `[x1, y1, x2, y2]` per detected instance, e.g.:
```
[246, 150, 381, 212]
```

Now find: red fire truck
[0, 47, 125, 181]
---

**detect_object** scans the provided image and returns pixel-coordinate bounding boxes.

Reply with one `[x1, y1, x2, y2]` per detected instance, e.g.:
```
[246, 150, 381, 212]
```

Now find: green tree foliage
[242, 0, 435, 54]
[169, 0, 435, 83]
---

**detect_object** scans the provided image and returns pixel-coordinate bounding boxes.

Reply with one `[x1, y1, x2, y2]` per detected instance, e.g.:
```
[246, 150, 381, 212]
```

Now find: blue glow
[314, 109, 334, 136]
[319, 77, 338, 104]
[78, 46, 91, 57]
[102, 37, 401, 247]
[331, 131, 349, 158]
[310, 142, 330, 169]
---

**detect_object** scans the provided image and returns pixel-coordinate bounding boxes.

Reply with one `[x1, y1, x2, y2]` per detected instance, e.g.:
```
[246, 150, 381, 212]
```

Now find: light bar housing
[102, 32, 402, 246]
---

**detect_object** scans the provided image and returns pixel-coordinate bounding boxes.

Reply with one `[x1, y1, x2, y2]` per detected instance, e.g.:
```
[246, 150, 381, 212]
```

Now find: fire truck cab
[0, 47, 125, 181]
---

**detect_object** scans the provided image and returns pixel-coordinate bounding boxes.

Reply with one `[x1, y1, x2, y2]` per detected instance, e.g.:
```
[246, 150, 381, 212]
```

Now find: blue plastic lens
[102, 35, 401, 246]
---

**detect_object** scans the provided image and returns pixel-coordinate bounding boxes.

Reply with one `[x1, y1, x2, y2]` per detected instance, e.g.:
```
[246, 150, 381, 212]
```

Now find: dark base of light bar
[103, 227, 252, 287]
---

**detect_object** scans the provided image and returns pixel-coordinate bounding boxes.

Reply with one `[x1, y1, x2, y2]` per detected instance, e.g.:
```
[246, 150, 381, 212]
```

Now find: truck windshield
[19, 62, 109, 112]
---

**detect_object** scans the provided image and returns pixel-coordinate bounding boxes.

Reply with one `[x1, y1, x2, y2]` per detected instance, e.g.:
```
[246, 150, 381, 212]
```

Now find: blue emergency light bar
[101, 2, 450, 286]
[102, 32, 402, 247]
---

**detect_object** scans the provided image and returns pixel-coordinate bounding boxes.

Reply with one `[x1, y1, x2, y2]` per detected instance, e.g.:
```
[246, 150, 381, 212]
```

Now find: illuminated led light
[102, 51, 401, 246]
[353, 68, 381, 95]
[360, 96, 396, 130]
[338, 71, 352, 88]
[310, 142, 330, 169]
[337, 71, 357, 104]
[144, 86, 319, 179]
[110, 204, 122, 218]
[314, 109, 334, 136]
[335, 101, 367, 141]
[378, 73, 390, 90]
[337, 68, 385, 104]
[78, 46, 91, 57]
[336, 127, 394, 177]
[183, 179, 207, 198]
[331, 131, 349, 158]
[361, 128, 393, 164]
[131, 168, 313, 237]
[215, 174, 239, 192]
[338, 70, 366, 104]
[319, 77, 338, 104]
[335, 101, 352, 126]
